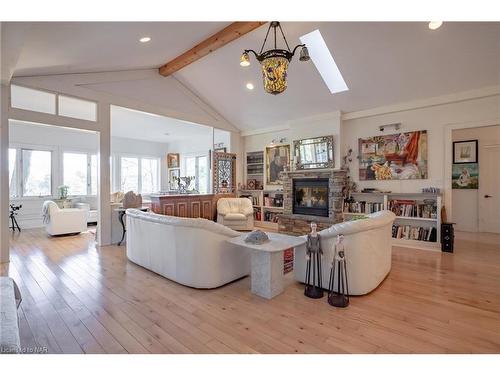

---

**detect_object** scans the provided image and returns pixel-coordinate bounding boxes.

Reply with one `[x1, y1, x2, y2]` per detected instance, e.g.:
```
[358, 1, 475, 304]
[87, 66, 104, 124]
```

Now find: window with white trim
[63, 152, 98, 196]
[184, 155, 209, 194]
[119, 156, 160, 194]
[21, 149, 52, 197]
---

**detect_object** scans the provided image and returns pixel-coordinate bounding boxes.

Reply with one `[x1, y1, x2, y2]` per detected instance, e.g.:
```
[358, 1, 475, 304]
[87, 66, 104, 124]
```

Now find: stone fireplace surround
[278, 169, 347, 236]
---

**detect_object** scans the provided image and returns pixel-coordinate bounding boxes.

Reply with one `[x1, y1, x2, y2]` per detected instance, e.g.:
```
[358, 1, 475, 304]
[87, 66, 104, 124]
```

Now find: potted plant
[57, 185, 69, 200]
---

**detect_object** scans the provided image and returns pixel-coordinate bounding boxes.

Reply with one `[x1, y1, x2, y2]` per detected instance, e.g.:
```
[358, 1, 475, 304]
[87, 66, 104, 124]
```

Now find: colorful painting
[452, 163, 479, 189]
[358, 130, 428, 180]
[266, 144, 290, 185]
[167, 153, 179, 168]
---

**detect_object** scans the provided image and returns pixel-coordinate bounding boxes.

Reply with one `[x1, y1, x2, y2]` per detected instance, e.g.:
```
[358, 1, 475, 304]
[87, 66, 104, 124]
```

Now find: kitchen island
[150, 193, 235, 220]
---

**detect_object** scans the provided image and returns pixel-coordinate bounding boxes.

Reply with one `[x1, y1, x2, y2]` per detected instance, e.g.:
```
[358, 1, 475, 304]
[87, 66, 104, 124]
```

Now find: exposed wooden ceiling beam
[159, 22, 266, 77]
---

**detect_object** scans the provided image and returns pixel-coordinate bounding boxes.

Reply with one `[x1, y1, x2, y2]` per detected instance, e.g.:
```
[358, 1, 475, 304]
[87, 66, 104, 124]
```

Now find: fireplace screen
[293, 178, 329, 217]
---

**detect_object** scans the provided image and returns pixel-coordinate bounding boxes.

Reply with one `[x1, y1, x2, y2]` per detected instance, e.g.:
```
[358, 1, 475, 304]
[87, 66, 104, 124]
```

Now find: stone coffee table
[227, 232, 306, 299]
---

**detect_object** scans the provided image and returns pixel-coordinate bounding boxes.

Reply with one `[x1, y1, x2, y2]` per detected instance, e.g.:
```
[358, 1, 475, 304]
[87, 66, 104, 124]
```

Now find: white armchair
[42, 200, 87, 236]
[217, 198, 254, 230]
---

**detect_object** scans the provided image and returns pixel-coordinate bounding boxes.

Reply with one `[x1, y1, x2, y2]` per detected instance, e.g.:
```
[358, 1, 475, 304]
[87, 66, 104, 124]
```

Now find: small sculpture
[304, 222, 324, 299]
[244, 230, 269, 245]
[123, 191, 143, 209]
[328, 235, 349, 308]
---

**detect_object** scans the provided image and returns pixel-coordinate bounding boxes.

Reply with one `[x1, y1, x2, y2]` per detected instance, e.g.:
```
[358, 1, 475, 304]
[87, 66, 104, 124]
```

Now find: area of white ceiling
[13, 22, 229, 76]
[6, 22, 500, 131]
[110, 105, 213, 144]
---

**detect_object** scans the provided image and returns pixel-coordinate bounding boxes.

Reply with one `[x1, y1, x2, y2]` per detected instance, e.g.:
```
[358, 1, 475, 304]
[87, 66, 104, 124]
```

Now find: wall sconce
[379, 123, 401, 132]
[270, 137, 287, 145]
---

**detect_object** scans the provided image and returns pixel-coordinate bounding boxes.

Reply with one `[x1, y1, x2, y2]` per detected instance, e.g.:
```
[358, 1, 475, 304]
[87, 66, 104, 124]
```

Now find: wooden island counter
[150, 193, 235, 220]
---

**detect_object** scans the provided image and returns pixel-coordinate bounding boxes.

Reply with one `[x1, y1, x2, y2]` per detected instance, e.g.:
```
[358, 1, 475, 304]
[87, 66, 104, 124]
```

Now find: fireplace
[293, 178, 329, 217]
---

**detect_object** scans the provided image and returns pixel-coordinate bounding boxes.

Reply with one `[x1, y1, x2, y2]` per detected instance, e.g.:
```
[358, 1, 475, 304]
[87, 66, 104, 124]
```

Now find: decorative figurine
[304, 222, 324, 299]
[328, 235, 350, 308]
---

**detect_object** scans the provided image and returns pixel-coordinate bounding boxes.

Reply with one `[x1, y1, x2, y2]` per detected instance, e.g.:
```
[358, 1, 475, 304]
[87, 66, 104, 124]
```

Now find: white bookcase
[343, 192, 442, 251]
[238, 189, 284, 230]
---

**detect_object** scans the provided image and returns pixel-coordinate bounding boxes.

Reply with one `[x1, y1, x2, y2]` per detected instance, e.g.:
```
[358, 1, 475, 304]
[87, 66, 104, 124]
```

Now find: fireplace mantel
[278, 168, 347, 235]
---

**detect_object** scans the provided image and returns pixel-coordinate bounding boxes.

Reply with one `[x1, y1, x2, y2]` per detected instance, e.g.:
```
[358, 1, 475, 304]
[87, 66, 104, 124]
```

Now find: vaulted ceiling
[4, 21, 500, 131]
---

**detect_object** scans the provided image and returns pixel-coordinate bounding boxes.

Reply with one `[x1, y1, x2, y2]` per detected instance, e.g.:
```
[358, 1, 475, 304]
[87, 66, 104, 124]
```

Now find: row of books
[388, 199, 437, 218]
[264, 195, 283, 208]
[240, 194, 260, 206]
[392, 224, 437, 242]
[264, 211, 280, 223]
[343, 201, 384, 214]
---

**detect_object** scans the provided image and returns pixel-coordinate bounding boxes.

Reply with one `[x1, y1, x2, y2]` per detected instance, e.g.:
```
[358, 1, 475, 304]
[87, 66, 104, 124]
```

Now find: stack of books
[264, 211, 280, 223]
[392, 224, 437, 242]
[283, 248, 294, 274]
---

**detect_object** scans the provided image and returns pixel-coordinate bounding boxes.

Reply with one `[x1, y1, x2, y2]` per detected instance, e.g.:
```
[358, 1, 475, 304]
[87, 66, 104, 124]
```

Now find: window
[58, 95, 97, 121]
[11, 85, 56, 114]
[141, 158, 159, 194]
[184, 155, 209, 194]
[63, 152, 89, 196]
[120, 157, 139, 193]
[91, 155, 98, 196]
[8, 148, 17, 198]
[119, 156, 160, 194]
[22, 149, 52, 197]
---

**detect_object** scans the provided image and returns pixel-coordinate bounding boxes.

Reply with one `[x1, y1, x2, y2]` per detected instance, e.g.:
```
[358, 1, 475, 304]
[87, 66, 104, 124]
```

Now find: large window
[22, 149, 52, 197]
[184, 155, 209, 194]
[120, 157, 139, 193]
[119, 156, 160, 194]
[63, 152, 99, 196]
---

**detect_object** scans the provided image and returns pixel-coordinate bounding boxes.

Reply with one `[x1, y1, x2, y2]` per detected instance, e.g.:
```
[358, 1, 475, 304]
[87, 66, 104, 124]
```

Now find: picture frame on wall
[214, 147, 227, 153]
[452, 163, 479, 189]
[265, 144, 290, 185]
[453, 140, 478, 164]
[168, 168, 180, 190]
[167, 153, 180, 168]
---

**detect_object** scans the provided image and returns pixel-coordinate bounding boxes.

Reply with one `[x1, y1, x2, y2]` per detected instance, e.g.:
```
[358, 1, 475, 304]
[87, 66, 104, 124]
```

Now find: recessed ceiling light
[164, 132, 170, 136]
[299, 29, 349, 94]
[246, 82, 254, 90]
[139, 36, 151, 43]
[428, 21, 443, 30]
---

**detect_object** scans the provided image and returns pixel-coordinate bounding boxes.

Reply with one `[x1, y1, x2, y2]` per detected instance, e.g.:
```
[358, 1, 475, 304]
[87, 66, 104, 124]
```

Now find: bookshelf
[245, 151, 264, 190]
[238, 189, 284, 230]
[343, 192, 442, 251]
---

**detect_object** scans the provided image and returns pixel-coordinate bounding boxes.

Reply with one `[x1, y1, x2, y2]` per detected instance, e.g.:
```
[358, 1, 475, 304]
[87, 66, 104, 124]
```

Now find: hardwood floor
[2, 228, 500, 354]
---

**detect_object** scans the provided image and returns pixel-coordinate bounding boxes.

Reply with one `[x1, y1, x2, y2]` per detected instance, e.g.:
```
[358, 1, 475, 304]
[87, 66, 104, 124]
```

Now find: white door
[479, 145, 500, 233]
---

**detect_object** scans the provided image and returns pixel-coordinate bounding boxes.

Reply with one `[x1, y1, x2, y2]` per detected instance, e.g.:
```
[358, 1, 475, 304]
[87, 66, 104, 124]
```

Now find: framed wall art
[266, 144, 290, 185]
[358, 130, 428, 180]
[452, 163, 479, 189]
[453, 140, 478, 164]
[167, 153, 180, 168]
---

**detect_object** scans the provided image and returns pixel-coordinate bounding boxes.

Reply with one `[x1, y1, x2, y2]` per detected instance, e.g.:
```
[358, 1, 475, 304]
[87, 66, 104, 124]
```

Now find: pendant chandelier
[240, 21, 310, 95]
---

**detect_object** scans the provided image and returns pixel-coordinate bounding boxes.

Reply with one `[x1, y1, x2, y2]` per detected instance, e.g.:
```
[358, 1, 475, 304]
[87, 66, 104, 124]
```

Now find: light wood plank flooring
[2, 228, 500, 354]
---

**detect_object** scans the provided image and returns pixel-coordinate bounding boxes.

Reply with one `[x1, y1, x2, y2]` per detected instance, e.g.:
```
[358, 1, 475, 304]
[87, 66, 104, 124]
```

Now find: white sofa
[42, 201, 88, 236]
[0, 277, 21, 354]
[126, 209, 250, 289]
[217, 197, 254, 230]
[294, 211, 396, 295]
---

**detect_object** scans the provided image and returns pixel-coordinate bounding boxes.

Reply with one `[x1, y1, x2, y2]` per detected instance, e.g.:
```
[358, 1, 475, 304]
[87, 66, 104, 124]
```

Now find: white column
[0, 84, 10, 263]
[97, 102, 111, 246]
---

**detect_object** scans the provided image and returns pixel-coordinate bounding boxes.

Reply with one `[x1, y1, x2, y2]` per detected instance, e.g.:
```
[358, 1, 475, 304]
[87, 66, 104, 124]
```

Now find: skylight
[299, 29, 349, 94]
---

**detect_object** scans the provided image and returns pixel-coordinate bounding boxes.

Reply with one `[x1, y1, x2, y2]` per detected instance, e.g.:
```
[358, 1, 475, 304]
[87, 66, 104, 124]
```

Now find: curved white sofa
[125, 209, 250, 289]
[294, 211, 396, 295]
[217, 197, 254, 230]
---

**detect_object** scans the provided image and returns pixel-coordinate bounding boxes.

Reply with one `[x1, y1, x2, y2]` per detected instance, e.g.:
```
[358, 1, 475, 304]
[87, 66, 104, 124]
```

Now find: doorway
[452, 124, 500, 234]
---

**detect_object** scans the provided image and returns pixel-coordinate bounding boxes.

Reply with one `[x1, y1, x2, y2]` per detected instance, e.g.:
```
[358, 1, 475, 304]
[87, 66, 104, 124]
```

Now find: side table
[227, 232, 306, 299]
[115, 207, 149, 245]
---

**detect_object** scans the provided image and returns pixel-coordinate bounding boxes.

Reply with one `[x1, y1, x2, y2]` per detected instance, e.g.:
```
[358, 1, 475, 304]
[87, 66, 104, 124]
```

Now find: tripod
[9, 204, 22, 232]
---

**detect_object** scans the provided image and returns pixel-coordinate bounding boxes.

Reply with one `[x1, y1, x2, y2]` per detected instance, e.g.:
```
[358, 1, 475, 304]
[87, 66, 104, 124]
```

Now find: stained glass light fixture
[240, 21, 310, 95]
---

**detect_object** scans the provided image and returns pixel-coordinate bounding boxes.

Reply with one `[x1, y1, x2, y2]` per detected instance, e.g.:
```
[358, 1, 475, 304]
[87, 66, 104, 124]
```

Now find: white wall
[452, 125, 500, 232]
[243, 111, 342, 190]
[341, 95, 500, 222]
